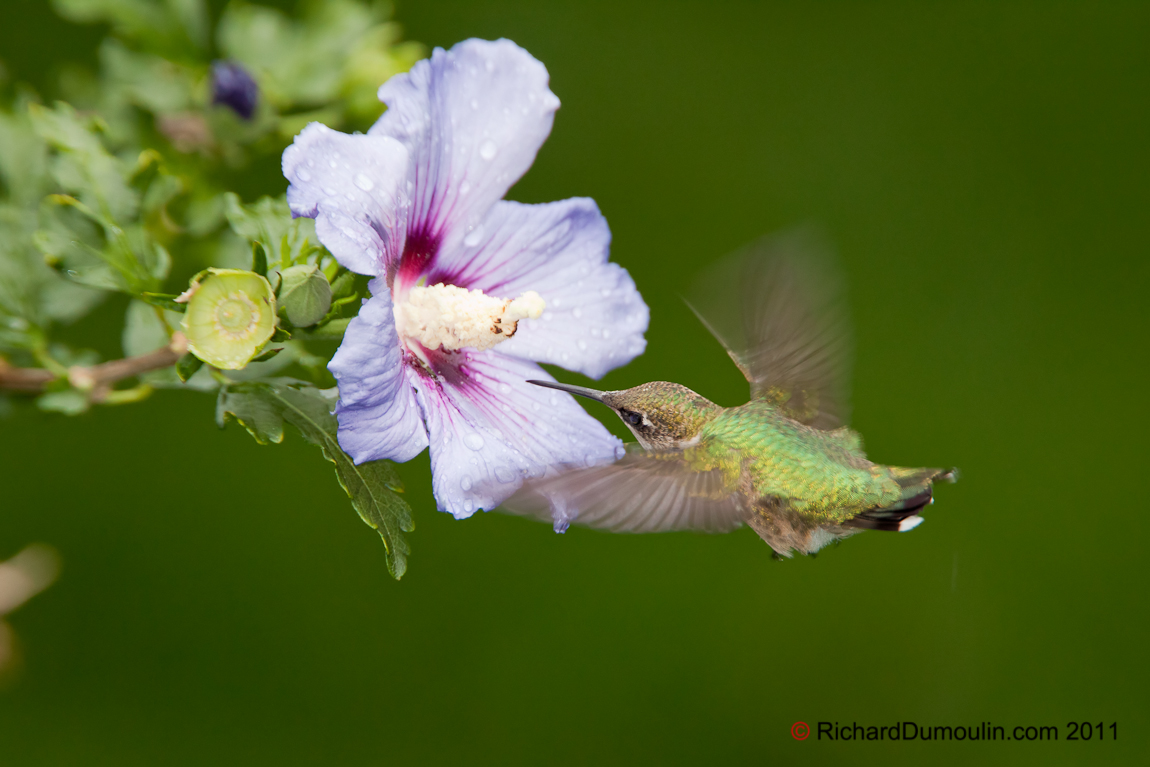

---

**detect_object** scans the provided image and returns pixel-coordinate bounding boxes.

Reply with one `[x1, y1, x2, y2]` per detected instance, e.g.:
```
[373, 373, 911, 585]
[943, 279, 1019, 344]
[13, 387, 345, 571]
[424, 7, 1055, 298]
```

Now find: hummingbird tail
[845, 466, 957, 532]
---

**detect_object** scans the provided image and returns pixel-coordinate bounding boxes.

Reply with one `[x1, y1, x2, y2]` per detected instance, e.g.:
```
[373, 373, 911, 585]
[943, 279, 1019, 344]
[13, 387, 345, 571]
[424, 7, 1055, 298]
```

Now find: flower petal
[283, 122, 409, 277]
[369, 38, 560, 289]
[328, 278, 428, 463]
[411, 350, 623, 518]
[424, 198, 649, 379]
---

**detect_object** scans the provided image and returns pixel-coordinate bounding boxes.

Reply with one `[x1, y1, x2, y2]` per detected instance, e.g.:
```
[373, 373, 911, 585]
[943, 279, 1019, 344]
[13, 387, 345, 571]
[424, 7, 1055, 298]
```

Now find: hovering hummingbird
[499, 229, 956, 557]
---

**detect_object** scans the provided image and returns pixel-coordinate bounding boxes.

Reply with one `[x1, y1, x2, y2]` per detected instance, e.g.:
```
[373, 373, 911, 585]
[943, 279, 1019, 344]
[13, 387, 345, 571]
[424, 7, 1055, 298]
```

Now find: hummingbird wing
[686, 227, 853, 430]
[497, 446, 746, 534]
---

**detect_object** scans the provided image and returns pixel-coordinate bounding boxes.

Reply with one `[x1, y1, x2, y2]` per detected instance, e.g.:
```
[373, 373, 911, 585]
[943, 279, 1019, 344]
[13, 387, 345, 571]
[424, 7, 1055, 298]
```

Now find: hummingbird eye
[621, 409, 643, 426]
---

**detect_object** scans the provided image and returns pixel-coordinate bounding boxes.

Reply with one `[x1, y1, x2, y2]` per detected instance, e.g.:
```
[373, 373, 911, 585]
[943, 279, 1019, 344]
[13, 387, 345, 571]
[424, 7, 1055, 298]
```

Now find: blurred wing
[499, 447, 745, 534]
[686, 227, 853, 430]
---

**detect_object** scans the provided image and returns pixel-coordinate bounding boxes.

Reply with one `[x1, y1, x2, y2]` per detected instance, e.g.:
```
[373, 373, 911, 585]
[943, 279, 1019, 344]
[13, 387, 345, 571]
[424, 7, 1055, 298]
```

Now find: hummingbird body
[500, 230, 956, 557]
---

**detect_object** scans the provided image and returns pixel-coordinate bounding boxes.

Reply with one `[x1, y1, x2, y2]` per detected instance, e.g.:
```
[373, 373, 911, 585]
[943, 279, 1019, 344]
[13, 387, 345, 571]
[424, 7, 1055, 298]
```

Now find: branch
[0, 334, 188, 400]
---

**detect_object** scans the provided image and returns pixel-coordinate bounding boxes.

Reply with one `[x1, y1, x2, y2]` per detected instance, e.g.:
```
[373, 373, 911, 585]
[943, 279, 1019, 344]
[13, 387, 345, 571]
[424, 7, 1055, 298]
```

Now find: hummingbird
[499, 229, 956, 557]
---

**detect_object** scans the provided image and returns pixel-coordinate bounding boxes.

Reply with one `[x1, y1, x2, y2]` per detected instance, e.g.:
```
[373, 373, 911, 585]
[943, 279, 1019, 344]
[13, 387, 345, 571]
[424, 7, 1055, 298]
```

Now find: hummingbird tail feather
[846, 466, 957, 532]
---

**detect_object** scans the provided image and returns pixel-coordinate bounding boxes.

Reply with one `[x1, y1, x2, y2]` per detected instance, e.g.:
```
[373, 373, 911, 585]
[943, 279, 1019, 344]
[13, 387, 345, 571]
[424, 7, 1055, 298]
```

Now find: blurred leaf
[52, 0, 208, 59]
[37, 389, 89, 415]
[122, 299, 177, 356]
[0, 109, 50, 206]
[216, 379, 414, 578]
[99, 39, 196, 115]
[223, 193, 319, 270]
[278, 264, 331, 327]
[29, 102, 138, 224]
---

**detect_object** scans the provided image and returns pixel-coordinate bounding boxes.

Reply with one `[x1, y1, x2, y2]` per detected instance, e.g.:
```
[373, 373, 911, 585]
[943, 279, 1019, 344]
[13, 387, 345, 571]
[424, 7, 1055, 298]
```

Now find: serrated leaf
[217, 379, 414, 578]
[215, 383, 285, 445]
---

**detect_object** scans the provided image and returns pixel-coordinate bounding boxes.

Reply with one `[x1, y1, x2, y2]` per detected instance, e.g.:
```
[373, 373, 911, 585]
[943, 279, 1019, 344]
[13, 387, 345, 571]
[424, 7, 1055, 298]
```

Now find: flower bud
[277, 264, 332, 327]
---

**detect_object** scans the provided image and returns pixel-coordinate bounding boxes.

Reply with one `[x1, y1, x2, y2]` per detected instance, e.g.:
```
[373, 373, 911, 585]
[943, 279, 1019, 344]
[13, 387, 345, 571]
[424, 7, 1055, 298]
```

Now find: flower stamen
[394, 283, 545, 353]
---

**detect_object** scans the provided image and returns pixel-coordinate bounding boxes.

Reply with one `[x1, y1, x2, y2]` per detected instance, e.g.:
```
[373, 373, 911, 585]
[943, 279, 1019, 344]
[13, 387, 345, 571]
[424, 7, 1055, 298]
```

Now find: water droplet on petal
[460, 181, 471, 195]
[297, 168, 311, 181]
[577, 340, 587, 351]
[494, 465, 516, 484]
[470, 98, 480, 110]
[354, 173, 374, 191]
[464, 433, 485, 450]
[461, 476, 473, 491]
[479, 140, 497, 160]
[464, 499, 474, 513]
[498, 383, 511, 394]
[463, 226, 484, 247]
[615, 445, 627, 460]
[602, 329, 611, 339]
[572, 307, 582, 319]
[601, 288, 612, 297]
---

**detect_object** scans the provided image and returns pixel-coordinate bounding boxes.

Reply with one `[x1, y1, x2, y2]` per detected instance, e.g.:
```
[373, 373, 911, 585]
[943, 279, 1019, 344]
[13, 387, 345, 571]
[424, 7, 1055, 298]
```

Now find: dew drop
[323, 187, 337, 197]
[602, 329, 611, 339]
[498, 383, 511, 394]
[600, 288, 612, 297]
[577, 340, 587, 351]
[297, 168, 312, 181]
[329, 159, 338, 168]
[464, 433, 485, 450]
[494, 465, 516, 484]
[464, 226, 484, 247]
[470, 98, 480, 110]
[572, 307, 583, 319]
[461, 476, 473, 491]
[479, 140, 497, 160]
[464, 499, 474, 513]
[460, 181, 471, 195]
[354, 173, 375, 191]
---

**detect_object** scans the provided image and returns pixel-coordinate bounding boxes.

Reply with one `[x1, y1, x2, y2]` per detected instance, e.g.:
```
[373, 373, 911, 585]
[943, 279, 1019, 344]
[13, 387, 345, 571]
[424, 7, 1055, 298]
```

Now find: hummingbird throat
[393, 282, 545, 356]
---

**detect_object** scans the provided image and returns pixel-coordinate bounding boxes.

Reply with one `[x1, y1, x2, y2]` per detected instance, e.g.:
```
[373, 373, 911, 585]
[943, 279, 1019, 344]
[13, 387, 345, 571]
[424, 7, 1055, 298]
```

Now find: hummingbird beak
[526, 379, 607, 403]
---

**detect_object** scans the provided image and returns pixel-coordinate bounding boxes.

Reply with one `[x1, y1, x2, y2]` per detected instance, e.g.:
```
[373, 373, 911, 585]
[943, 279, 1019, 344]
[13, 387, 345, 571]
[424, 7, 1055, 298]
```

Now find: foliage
[0, 0, 425, 578]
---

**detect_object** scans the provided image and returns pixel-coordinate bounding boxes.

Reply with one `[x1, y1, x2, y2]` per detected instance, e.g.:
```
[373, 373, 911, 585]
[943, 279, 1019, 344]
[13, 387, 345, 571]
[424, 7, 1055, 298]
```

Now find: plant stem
[0, 334, 188, 397]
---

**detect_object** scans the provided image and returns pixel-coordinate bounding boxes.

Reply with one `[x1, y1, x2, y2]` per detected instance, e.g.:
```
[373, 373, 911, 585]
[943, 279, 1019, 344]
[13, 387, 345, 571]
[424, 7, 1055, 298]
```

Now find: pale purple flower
[282, 39, 648, 517]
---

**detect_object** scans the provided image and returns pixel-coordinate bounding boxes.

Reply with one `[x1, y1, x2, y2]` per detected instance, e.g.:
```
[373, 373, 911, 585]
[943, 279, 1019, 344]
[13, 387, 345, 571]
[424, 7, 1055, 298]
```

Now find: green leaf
[277, 264, 332, 327]
[251, 242, 268, 278]
[37, 388, 89, 415]
[122, 299, 176, 356]
[175, 352, 204, 382]
[223, 193, 319, 271]
[217, 379, 414, 578]
[53, 0, 208, 58]
[140, 292, 187, 313]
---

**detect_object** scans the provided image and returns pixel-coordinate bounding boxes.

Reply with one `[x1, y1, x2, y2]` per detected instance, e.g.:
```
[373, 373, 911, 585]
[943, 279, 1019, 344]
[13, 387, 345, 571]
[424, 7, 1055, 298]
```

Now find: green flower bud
[278, 264, 332, 327]
[182, 269, 276, 369]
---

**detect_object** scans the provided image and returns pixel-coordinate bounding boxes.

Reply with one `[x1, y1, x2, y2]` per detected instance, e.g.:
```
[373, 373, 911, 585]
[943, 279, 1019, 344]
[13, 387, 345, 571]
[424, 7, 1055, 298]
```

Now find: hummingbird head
[527, 380, 721, 450]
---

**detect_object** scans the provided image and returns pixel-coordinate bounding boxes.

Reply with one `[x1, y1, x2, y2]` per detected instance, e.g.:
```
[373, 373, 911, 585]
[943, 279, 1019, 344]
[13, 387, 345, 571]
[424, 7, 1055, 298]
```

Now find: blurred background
[1, 1, 1147, 764]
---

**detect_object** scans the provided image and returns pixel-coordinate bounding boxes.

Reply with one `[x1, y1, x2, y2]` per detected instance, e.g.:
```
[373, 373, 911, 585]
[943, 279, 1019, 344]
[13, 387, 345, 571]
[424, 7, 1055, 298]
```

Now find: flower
[182, 269, 276, 369]
[282, 38, 649, 517]
[211, 61, 259, 120]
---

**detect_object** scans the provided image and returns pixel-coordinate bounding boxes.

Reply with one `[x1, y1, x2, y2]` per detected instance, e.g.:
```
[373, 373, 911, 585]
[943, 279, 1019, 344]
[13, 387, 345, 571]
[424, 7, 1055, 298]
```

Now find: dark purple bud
[211, 61, 258, 120]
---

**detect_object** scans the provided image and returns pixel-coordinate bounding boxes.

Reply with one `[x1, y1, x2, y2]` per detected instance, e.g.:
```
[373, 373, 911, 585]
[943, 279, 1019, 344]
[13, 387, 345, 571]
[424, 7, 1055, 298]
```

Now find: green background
[2, 1, 1147, 764]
